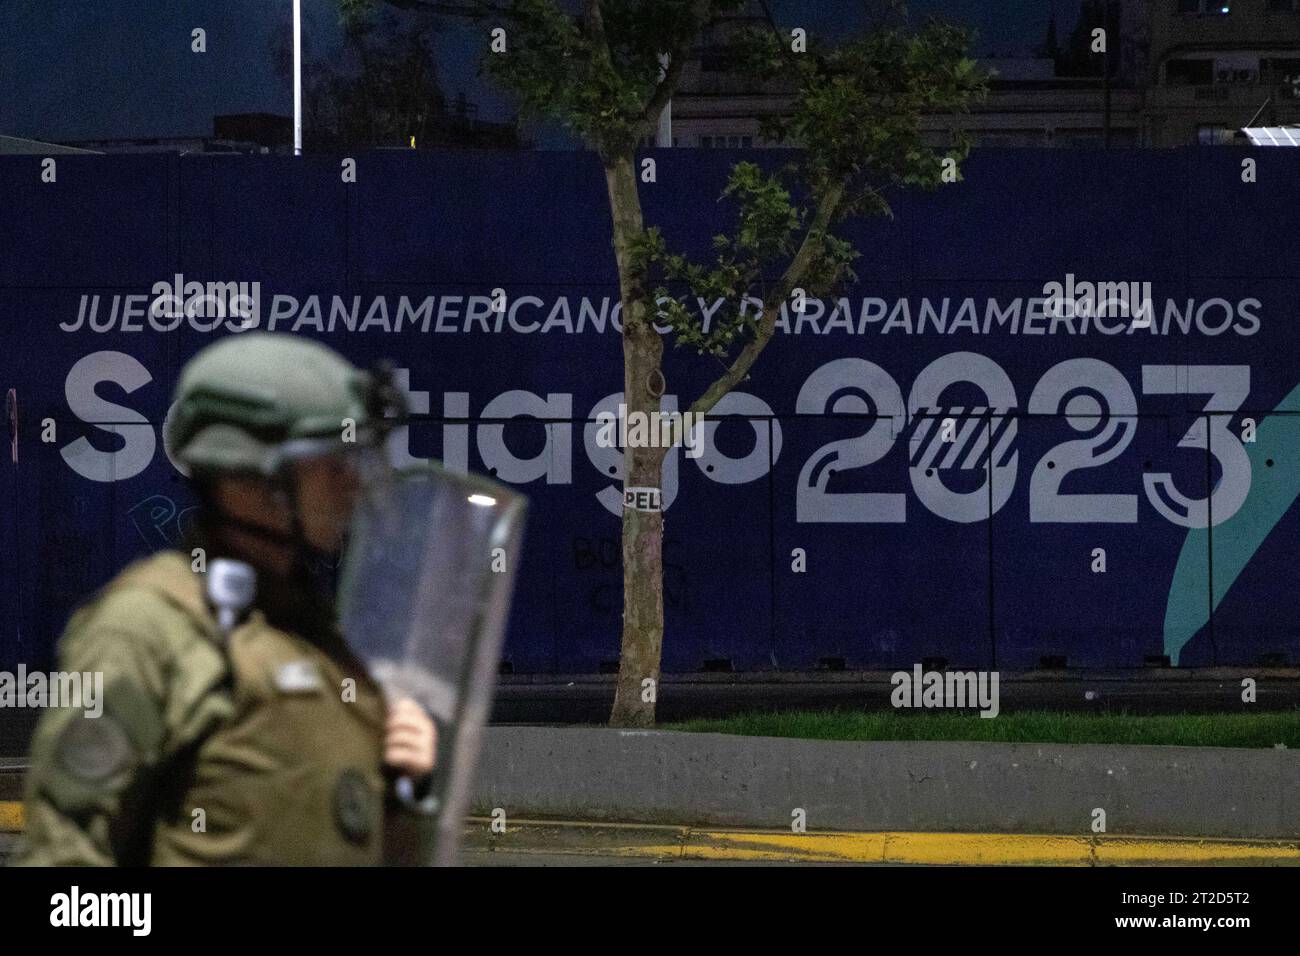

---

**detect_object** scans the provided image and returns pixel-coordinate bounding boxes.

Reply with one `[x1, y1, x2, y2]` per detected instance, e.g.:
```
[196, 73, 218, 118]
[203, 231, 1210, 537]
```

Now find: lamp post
[1102, 0, 1112, 148]
[656, 52, 672, 147]
[293, 0, 303, 155]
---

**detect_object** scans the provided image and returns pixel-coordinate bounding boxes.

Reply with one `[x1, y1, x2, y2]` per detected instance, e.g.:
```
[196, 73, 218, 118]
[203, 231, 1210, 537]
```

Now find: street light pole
[293, 0, 303, 155]
[656, 53, 672, 147]
[1102, 0, 1112, 148]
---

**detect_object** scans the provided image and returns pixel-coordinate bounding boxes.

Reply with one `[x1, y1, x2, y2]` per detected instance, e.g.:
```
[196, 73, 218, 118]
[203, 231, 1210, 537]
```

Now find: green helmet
[166, 332, 386, 478]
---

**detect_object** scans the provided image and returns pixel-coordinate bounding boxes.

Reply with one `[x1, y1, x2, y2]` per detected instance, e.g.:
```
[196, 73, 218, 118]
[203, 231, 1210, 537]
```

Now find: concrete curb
[472, 727, 1300, 840]
[462, 819, 1300, 866]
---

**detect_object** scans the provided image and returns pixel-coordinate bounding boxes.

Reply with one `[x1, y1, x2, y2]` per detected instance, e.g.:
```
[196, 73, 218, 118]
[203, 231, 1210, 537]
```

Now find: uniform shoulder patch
[56, 714, 134, 783]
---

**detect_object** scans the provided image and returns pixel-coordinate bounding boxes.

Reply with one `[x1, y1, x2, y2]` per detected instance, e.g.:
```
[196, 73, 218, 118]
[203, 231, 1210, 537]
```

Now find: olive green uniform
[15, 551, 420, 866]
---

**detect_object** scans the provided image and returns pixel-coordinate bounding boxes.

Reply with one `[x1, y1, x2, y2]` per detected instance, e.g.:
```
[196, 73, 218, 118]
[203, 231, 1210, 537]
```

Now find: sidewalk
[473, 727, 1300, 840]
[6, 729, 1300, 866]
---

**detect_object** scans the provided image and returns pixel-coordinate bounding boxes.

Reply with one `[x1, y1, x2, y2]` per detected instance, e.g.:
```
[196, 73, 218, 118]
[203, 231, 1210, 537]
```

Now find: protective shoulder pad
[98, 551, 223, 647]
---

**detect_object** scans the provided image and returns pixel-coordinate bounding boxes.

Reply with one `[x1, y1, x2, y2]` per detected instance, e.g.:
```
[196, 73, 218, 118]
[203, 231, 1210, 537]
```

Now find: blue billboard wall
[1, 148, 1298, 673]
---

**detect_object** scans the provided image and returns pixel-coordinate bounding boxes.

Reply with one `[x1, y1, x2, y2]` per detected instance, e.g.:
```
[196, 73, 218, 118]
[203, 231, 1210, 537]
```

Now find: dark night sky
[0, 0, 1070, 143]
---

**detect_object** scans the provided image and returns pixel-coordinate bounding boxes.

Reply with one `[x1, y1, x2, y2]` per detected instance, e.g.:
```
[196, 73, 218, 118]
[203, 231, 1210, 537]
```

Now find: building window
[700, 52, 739, 72]
[700, 135, 713, 148]
[741, 136, 753, 148]
[1166, 59, 1215, 85]
[1262, 58, 1300, 84]
[1197, 125, 1238, 145]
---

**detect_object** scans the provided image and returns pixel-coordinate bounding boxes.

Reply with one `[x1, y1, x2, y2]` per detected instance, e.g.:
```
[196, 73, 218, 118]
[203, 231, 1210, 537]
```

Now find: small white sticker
[623, 487, 663, 513]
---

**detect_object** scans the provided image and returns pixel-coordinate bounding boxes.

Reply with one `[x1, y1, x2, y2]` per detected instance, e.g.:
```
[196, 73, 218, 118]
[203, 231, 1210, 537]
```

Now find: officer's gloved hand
[385, 698, 437, 814]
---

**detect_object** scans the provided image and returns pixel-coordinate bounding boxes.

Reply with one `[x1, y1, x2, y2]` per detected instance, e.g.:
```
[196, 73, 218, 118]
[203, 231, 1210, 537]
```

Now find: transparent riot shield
[336, 464, 527, 866]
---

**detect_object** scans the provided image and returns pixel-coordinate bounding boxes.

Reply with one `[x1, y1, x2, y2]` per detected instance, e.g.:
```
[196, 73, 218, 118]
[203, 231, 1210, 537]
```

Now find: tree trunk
[603, 152, 666, 728]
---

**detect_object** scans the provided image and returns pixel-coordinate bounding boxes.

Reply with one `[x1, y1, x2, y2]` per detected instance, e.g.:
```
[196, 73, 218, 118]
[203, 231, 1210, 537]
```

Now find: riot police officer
[16, 333, 437, 865]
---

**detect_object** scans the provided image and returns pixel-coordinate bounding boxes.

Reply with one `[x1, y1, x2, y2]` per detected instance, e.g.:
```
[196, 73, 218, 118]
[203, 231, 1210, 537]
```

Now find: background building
[672, 0, 1300, 148]
[1140, 0, 1300, 145]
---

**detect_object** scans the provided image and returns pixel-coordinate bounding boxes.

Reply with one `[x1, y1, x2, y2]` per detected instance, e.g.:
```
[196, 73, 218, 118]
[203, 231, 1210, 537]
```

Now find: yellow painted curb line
[466, 818, 1300, 866]
[0, 801, 24, 833]
[668, 831, 1096, 866]
[675, 830, 1300, 866]
[5, 806, 1296, 864]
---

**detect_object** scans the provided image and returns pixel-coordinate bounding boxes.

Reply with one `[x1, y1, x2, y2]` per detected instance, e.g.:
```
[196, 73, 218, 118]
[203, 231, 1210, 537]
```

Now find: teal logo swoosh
[1164, 384, 1300, 664]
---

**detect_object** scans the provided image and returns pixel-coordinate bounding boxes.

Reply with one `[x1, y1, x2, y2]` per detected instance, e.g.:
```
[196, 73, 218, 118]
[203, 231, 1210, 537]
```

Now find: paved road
[490, 672, 1300, 723]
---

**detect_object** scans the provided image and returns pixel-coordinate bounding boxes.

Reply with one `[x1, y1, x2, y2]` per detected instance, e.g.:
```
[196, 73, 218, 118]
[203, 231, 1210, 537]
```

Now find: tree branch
[586, 0, 613, 69]
[685, 181, 845, 418]
[638, 0, 713, 131]
[386, 0, 516, 19]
